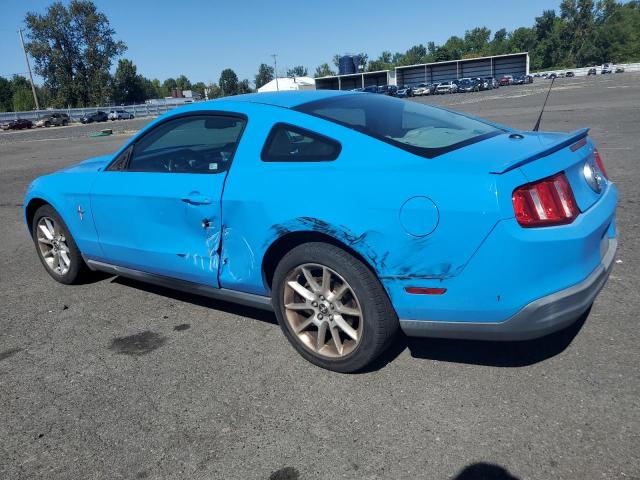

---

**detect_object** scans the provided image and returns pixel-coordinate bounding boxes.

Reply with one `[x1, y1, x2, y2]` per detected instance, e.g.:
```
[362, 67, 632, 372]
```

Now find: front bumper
[400, 237, 617, 341]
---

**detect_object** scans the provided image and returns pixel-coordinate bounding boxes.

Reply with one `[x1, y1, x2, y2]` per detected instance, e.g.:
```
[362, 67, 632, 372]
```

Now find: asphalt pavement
[1, 73, 639, 480]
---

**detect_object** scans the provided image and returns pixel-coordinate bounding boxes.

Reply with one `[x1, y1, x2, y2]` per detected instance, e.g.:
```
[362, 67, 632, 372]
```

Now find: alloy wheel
[36, 216, 71, 275]
[283, 263, 363, 358]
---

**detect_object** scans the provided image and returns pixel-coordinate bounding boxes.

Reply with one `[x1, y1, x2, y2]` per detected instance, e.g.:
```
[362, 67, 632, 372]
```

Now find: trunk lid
[443, 128, 603, 212]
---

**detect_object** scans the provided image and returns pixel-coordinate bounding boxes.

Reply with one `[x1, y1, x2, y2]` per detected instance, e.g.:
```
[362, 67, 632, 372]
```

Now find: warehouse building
[315, 52, 529, 90]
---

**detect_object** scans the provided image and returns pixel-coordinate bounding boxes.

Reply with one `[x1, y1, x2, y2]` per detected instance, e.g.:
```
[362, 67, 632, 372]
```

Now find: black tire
[31, 204, 91, 285]
[272, 242, 398, 373]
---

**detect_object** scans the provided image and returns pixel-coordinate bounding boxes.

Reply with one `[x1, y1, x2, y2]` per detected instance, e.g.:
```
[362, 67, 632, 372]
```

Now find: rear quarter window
[261, 123, 341, 162]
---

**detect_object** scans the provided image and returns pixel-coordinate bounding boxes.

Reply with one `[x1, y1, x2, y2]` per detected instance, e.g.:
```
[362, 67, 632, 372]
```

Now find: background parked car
[108, 110, 135, 121]
[588, 67, 597, 75]
[362, 85, 378, 93]
[80, 111, 109, 124]
[35, 113, 70, 128]
[499, 75, 513, 86]
[396, 85, 413, 98]
[512, 75, 525, 85]
[457, 78, 480, 93]
[548, 73, 558, 80]
[601, 63, 613, 74]
[615, 66, 625, 73]
[377, 85, 398, 96]
[1, 118, 33, 130]
[412, 83, 431, 96]
[435, 81, 458, 94]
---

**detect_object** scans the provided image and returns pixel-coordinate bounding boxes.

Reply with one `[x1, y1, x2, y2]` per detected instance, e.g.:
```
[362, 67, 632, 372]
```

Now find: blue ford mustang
[24, 90, 617, 372]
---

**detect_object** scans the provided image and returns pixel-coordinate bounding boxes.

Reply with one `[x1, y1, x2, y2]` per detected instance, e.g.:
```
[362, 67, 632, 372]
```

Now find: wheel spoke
[316, 321, 328, 351]
[38, 237, 52, 245]
[301, 267, 321, 293]
[333, 314, 358, 341]
[328, 282, 348, 302]
[294, 316, 314, 334]
[329, 325, 344, 355]
[285, 302, 313, 312]
[44, 218, 56, 237]
[287, 281, 316, 302]
[39, 224, 53, 240]
[321, 267, 331, 292]
[60, 250, 71, 267]
[336, 305, 361, 317]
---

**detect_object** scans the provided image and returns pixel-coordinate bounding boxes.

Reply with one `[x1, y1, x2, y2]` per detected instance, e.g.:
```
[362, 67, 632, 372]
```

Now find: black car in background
[362, 85, 378, 93]
[396, 85, 413, 97]
[457, 78, 480, 92]
[566, 71, 575, 77]
[377, 85, 397, 96]
[80, 111, 109, 124]
[1, 118, 33, 130]
[588, 67, 597, 75]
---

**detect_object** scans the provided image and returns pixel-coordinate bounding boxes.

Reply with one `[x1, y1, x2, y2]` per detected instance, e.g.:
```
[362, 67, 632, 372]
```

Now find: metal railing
[0, 98, 205, 123]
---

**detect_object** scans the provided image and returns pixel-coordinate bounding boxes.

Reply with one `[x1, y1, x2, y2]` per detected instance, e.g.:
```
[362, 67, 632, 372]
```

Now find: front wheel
[32, 204, 90, 285]
[272, 243, 398, 373]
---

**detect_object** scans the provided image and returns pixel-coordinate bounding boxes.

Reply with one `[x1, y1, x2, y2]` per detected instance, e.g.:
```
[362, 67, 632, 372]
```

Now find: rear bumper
[400, 237, 617, 341]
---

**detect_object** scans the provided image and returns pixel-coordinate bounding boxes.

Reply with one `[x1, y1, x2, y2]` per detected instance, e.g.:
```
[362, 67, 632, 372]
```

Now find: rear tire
[31, 204, 91, 285]
[272, 242, 398, 373]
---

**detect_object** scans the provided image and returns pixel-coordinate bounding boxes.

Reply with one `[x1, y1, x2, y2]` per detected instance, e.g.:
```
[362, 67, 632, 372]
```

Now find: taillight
[512, 173, 579, 227]
[593, 148, 608, 178]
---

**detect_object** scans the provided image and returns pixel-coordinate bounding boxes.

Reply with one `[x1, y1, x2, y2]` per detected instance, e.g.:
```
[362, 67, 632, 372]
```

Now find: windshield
[295, 94, 503, 158]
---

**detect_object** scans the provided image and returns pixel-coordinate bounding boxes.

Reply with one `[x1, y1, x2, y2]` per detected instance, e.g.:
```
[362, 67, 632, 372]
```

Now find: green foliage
[322, 1, 640, 73]
[238, 79, 252, 94]
[0, 77, 13, 112]
[112, 59, 145, 104]
[314, 63, 335, 78]
[255, 63, 274, 89]
[24, 0, 126, 107]
[286, 65, 308, 77]
[219, 69, 239, 96]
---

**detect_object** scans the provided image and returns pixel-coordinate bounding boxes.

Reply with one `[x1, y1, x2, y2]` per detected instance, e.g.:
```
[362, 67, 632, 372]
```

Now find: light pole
[271, 54, 279, 91]
[18, 28, 40, 110]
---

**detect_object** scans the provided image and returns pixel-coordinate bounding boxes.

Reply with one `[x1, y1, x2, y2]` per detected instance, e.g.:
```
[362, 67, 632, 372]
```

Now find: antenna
[533, 76, 555, 132]
[270, 54, 279, 91]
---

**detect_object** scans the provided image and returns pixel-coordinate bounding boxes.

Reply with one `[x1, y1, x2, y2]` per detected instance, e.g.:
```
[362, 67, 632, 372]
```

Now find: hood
[59, 154, 113, 173]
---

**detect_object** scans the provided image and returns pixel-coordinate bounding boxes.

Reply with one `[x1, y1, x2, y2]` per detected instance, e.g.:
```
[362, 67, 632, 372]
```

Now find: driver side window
[127, 114, 246, 174]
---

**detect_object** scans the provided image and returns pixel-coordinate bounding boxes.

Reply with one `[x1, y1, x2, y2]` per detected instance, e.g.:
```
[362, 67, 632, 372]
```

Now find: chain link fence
[0, 98, 205, 123]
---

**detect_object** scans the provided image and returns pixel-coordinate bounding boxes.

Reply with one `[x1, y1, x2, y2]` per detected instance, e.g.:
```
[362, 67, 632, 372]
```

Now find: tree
[24, 0, 126, 107]
[175, 75, 191, 91]
[205, 83, 223, 99]
[112, 59, 145, 104]
[464, 27, 491, 55]
[10, 76, 36, 111]
[314, 63, 335, 78]
[162, 78, 177, 97]
[238, 79, 252, 94]
[286, 65, 308, 77]
[0, 77, 13, 112]
[191, 81, 206, 97]
[255, 63, 274, 88]
[219, 68, 239, 96]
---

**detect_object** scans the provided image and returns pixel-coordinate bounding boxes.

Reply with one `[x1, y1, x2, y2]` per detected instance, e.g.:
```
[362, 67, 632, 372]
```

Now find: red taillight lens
[593, 148, 608, 179]
[512, 173, 579, 227]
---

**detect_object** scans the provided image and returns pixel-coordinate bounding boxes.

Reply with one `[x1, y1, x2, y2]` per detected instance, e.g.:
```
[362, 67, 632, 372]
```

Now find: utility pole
[271, 54, 279, 91]
[18, 28, 40, 110]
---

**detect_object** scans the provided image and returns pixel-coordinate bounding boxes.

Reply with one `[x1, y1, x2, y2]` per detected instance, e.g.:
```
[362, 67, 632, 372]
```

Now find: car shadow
[452, 462, 520, 479]
[403, 308, 590, 368]
[106, 274, 588, 370]
[110, 276, 278, 325]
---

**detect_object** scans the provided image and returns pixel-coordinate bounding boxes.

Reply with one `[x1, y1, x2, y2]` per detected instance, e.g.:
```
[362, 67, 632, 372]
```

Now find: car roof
[214, 89, 355, 109]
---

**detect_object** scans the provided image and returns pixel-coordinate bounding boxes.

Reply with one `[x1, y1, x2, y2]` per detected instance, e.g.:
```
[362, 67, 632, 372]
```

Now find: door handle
[181, 194, 212, 205]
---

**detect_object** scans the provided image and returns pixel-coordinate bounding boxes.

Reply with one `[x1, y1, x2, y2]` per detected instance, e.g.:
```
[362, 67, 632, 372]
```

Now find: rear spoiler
[491, 128, 590, 174]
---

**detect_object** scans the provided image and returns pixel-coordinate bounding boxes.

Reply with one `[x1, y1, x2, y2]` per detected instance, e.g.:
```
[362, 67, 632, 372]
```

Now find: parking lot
[1, 73, 639, 480]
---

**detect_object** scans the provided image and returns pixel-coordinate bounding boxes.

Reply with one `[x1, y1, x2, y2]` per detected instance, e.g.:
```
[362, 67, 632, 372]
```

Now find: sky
[0, 0, 561, 85]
